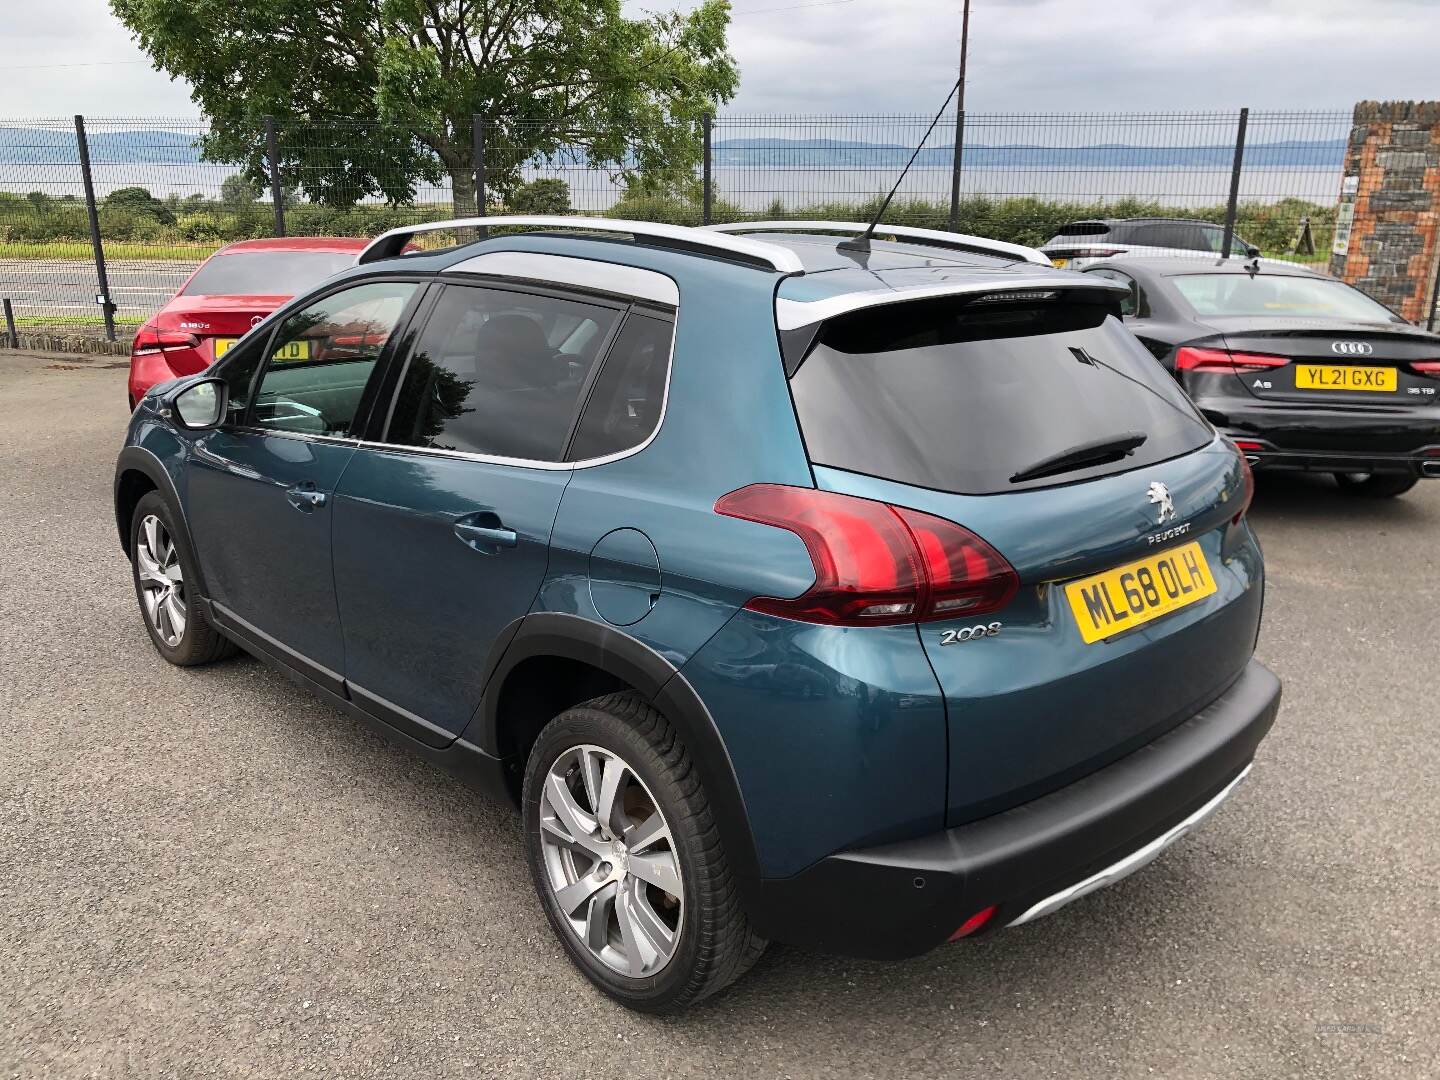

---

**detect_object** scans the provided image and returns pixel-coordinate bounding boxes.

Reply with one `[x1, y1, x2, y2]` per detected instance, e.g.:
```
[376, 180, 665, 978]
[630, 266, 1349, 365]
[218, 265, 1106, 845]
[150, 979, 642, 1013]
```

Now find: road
[0, 259, 195, 322]
[2, 351, 1436, 1079]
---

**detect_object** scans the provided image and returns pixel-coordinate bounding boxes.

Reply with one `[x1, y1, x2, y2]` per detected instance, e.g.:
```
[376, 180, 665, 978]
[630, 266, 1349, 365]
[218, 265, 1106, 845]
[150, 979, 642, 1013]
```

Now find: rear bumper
[1223, 436, 1440, 476]
[746, 658, 1281, 959]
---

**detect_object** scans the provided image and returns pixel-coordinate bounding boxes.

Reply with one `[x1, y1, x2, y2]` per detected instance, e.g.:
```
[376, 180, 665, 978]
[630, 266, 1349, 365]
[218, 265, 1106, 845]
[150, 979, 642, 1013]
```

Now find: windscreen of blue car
[789, 297, 1214, 495]
[182, 251, 357, 296]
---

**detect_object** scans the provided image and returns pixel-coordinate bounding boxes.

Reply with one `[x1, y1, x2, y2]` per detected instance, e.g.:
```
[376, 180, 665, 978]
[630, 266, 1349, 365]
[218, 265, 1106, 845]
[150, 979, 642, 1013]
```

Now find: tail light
[1175, 347, 1289, 374]
[132, 325, 199, 355]
[1409, 360, 1440, 375]
[1050, 247, 1125, 259]
[714, 484, 1019, 626]
[1233, 450, 1255, 525]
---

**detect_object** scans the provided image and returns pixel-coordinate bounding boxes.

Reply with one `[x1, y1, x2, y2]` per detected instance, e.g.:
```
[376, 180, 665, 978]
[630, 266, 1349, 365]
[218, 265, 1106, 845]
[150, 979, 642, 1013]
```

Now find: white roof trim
[358, 215, 805, 274]
[447, 250, 679, 306]
[702, 220, 1050, 266]
[774, 276, 1128, 331]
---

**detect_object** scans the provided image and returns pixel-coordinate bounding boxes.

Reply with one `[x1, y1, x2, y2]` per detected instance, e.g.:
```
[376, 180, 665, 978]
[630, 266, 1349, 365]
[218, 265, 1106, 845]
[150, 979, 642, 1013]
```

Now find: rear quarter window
[789, 297, 1213, 495]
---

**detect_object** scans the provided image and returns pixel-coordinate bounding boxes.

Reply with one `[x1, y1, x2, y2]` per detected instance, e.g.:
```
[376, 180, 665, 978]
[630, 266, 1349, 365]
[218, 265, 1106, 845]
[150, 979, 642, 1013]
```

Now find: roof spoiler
[702, 220, 1050, 266]
[356, 215, 806, 274]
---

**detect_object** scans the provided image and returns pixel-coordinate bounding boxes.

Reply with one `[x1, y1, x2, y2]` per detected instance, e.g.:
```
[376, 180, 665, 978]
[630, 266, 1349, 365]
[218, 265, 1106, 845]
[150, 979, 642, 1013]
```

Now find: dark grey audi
[1086, 257, 1440, 497]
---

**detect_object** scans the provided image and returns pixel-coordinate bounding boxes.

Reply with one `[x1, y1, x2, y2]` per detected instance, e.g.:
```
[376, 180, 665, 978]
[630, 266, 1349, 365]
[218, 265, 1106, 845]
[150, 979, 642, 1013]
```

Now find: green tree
[105, 185, 176, 225]
[219, 173, 261, 211]
[111, 0, 737, 217]
[509, 178, 571, 215]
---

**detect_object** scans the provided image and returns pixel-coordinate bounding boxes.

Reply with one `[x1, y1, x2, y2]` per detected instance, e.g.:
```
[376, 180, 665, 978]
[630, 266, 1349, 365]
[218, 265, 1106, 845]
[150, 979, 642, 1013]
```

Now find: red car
[127, 237, 371, 407]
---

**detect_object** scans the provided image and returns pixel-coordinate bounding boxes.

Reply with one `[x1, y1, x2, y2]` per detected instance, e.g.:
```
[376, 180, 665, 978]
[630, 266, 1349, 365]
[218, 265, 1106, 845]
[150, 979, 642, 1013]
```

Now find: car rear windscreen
[1170, 273, 1402, 322]
[182, 251, 358, 296]
[789, 297, 1213, 495]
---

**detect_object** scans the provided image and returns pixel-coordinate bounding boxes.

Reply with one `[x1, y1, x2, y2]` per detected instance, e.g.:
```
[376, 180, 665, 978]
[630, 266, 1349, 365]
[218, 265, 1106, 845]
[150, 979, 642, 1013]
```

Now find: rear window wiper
[1009, 431, 1148, 484]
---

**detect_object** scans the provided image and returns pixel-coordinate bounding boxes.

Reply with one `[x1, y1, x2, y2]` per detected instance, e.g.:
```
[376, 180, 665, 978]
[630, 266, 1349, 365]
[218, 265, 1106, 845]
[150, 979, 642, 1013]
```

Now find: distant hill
[0, 125, 1346, 170]
[0, 125, 205, 165]
[711, 137, 1346, 169]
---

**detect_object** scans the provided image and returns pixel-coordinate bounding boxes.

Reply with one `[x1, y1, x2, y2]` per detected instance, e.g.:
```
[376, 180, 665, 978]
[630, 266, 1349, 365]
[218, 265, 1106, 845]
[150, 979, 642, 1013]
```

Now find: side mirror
[1244, 244, 1260, 259]
[171, 378, 227, 430]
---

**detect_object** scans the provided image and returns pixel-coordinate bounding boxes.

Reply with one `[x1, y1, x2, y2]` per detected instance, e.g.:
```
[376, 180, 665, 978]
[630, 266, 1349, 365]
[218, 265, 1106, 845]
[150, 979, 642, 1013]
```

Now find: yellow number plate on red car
[213, 338, 312, 362]
[1065, 541, 1217, 644]
[1295, 363, 1396, 392]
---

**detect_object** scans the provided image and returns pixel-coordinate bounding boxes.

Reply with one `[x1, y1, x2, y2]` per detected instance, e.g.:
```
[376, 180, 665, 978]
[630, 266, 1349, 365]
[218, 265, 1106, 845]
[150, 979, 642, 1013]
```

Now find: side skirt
[204, 599, 512, 804]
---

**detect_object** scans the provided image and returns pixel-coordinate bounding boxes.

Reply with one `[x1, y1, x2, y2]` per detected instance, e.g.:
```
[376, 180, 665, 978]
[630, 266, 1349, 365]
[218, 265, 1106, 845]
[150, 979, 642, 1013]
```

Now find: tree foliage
[105, 185, 176, 225]
[110, 0, 737, 216]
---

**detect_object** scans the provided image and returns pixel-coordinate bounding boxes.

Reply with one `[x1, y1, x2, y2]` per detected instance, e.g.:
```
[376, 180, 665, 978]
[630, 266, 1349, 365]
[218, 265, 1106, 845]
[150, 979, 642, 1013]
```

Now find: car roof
[218, 237, 371, 254]
[1088, 256, 1326, 278]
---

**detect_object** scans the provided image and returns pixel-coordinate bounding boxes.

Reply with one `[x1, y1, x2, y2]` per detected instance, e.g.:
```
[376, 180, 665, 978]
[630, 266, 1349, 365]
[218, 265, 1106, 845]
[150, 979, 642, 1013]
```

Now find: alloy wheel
[538, 744, 684, 978]
[136, 514, 187, 647]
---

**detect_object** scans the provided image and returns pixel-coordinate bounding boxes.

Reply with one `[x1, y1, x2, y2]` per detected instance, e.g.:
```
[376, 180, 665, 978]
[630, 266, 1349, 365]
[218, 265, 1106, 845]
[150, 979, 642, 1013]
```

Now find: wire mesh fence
[0, 108, 1354, 341]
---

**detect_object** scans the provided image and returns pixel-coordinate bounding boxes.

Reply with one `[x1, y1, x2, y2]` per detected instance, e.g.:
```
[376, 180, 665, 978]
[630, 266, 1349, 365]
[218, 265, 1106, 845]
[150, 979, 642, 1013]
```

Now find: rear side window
[183, 251, 357, 296]
[789, 298, 1212, 495]
[385, 284, 622, 461]
[568, 313, 674, 461]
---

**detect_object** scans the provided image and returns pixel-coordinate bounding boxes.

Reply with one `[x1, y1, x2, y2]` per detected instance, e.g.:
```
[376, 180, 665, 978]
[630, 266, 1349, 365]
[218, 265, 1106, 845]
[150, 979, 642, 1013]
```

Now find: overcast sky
[2, 0, 1438, 118]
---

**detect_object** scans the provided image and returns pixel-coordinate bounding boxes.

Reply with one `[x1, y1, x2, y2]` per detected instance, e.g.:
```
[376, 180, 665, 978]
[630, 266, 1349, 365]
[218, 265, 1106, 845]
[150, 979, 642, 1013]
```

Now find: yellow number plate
[1295, 363, 1396, 392]
[212, 338, 312, 362]
[270, 339, 313, 363]
[1050, 257, 1071, 269]
[1065, 541, 1217, 645]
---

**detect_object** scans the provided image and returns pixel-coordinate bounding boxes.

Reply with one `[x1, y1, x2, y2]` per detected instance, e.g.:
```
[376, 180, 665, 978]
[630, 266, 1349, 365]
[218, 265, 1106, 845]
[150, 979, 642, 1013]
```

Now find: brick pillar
[1329, 101, 1440, 324]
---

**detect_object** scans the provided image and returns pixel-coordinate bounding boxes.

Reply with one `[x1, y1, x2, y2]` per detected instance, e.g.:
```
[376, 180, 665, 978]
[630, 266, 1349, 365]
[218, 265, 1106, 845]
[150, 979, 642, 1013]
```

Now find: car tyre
[522, 692, 767, 1012]
[1333, 472, 1418, 498]
[129, 491, 237, 666]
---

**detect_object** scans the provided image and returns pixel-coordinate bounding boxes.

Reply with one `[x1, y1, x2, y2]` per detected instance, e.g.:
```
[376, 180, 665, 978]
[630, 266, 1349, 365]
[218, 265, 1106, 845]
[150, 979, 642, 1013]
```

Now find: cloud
[2, 0, 1438, 118]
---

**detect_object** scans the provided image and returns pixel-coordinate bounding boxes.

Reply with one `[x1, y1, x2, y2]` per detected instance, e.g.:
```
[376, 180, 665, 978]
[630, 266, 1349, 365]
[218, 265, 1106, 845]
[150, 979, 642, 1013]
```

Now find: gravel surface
[2, 350, 1436, 1079]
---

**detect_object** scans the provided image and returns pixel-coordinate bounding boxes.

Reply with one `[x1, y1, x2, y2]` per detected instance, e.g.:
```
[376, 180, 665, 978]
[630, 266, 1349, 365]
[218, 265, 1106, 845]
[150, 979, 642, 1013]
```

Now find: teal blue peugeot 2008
[113, 216, 1281, 1012]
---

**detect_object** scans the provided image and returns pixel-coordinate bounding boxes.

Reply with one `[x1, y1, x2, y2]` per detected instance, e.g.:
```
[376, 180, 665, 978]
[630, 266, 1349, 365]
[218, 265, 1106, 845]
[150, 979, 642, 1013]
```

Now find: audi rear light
[714, 485, 1018, 627]
[132, 325, 199, 355]
[1409, 360, 1440, 375]
[1175, 347, 1289, 374]
[1050, 247, 1124, 259]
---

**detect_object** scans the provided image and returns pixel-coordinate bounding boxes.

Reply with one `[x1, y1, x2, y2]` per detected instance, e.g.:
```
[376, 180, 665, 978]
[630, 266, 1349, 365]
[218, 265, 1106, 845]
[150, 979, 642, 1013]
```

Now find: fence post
[948, 109, 965, 232]
[702, 115, 714, 225]
[472, 116, 488, 239]
[473, 116, 488, 213]
[1221, 107, 1249, 259]
[264, 116, 286, 237]
[74, 114, 116, 342]
[3, 298, 17, 348]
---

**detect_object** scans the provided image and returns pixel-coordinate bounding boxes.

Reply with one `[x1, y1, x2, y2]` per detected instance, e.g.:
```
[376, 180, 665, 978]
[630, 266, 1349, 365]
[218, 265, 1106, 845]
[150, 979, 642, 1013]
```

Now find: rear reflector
[948, 905, 998, 940]
[1233, 440, 1265, 452]
[1233, 451, 1255, 524]
[714, 484, 1019, 627]
[1175, 347, 1289, 374]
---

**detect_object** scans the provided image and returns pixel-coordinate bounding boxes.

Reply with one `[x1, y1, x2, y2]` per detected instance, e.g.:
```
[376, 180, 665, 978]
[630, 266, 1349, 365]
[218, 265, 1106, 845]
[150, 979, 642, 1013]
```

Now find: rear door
[331, 281, 629, 743]
[785, 292, 1258, 825]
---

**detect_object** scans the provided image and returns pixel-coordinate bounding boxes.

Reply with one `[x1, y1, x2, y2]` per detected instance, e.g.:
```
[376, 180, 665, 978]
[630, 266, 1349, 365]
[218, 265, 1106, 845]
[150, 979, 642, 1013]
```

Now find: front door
[332, 281, 629, 741]
[186, 279, 421, 684]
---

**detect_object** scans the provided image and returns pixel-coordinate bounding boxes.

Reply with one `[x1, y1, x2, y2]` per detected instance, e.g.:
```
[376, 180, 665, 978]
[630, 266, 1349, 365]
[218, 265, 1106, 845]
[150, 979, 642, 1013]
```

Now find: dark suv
[1043, 217, 1260, 269]
[114, 217, 1281, 1012]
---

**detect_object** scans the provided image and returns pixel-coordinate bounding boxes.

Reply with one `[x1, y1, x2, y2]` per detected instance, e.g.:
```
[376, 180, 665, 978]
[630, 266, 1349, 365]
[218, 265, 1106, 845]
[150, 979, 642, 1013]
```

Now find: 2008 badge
[939, 622, 1002, 645]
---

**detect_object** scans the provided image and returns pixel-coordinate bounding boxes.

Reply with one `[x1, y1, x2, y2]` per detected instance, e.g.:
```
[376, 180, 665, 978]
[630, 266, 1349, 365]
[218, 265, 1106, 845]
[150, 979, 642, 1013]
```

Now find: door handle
[286, 483, 328, 512]
[454, 512, 517, 552]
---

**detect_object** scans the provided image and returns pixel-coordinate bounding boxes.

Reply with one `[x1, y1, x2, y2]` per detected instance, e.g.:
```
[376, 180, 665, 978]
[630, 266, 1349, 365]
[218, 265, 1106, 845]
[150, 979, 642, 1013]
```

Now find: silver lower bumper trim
[1006, 763, 1252, 928]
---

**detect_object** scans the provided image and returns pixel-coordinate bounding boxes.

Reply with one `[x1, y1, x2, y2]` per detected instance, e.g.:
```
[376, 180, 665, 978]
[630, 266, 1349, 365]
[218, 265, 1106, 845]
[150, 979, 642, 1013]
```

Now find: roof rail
[356, 215, 806, 274]
[701, 220, 1050, 266]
